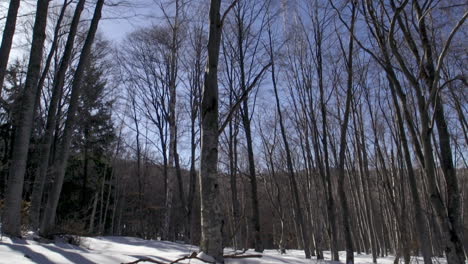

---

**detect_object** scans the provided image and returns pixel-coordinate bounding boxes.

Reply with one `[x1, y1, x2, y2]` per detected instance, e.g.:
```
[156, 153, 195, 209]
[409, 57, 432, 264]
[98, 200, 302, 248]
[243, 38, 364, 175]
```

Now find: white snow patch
[0, 235, 453, 264]
[196, 251, 216, 262]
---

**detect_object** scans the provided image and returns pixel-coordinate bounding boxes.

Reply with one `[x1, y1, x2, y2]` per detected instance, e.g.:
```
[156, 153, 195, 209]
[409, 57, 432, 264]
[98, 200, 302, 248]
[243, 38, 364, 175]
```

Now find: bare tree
[40, 0, 105, 237]
[333, 1, 357, 263]
[30, 0, 86, 231]
[2, 0, 50, 237]
[198, 0, 237, 262]
[266, 8, 311, 258]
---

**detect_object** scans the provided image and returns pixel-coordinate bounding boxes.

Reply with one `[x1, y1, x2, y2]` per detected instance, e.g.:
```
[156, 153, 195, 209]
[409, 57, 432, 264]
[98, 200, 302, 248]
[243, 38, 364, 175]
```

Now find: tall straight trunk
[163, 0, 182, 241]
[89, 190, 99, 233]
[101, 127, 123, 235]
[228, 92, 241, 249]
[98, 165, 107, 234]
[81, 125, 90, 207]
[363, 2, 435, 261]
[268, 25, 311, 259]
[131, 97, 144, 236]
[336, 2, 356, 263]
[240, 103, 263, 252]
[354, 103, 378, 262]
[413, 2, 466, 260]
[186, 125, 197, 242]
[101, 167, 114, 234]
[308, 3, 339, 256]
[432, 96, 466, 263]
[2, 0, 50, 237]
[33, 0, 69, 120]
[396, 143, 411, 264]
[40, 0, 105, 237]
[236, 7, 263, 251]
[110, 169, 121, 235]
[199, 0, 226, 261]
[387, 80, 433, 264]
[318, 40, 339, 264]
[0, 0, 21, 95]
[29, 0, 69, 230]
[186, 82, 199, 242]
[417, 95, 463, 264]
[260, 128, 285, 254]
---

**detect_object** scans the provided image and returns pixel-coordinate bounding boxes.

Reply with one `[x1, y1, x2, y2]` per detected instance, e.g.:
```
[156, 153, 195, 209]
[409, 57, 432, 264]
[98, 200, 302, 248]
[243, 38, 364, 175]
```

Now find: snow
[197, 251, 216, 262]
[0, 235, 449, 264]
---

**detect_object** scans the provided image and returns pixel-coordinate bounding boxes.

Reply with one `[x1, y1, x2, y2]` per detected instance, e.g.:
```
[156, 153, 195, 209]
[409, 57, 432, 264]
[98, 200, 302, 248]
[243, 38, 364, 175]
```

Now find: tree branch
[426, 10, 468, 109]
[122, 251, 263, 264]
[221, 0, 239, 26]
[218, 62, 272, 135]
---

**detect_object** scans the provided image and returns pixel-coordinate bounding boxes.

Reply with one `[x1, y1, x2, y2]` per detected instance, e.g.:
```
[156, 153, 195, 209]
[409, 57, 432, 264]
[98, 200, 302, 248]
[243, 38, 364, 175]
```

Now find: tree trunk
[388, 80, 433, 264]
[198, 0, 228, 262]
[236, 5, 263, 251]
[29, 0, 70, 230]
[89, 191, 99, 234]
[336, 3, 356, 263]
[39, 0, 105, 237]
[228, 94, 241, 249]
[163, 0, 182, 241]
[0, 0, 21, 96]
[2, 0, 50, 237]
[268, 25, 310, 259]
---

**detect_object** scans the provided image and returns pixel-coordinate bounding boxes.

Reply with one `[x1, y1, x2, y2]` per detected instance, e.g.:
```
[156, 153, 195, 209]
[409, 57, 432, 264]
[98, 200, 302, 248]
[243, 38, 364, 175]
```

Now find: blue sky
[0, 0, 162, 60]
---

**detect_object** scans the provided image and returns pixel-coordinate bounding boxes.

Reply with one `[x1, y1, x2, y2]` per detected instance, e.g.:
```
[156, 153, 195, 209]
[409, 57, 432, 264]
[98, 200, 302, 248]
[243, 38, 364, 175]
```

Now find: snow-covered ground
[0, 235, 448, 264]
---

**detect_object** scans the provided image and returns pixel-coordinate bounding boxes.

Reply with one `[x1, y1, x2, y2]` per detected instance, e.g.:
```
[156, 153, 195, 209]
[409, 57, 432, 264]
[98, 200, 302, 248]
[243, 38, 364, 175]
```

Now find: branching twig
[221, 0, 239, 26]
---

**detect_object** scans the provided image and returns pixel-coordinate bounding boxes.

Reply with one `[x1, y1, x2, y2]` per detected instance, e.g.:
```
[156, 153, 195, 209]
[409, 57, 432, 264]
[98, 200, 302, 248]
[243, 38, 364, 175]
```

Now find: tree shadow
[42, 244, 96, 264]
[3, 243, 53, 264]
[129, 254, 176, 263]
[93, 236, 193, 253]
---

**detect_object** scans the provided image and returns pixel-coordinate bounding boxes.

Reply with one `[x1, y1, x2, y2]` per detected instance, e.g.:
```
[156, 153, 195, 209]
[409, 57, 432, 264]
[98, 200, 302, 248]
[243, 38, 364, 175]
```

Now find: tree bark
[29, 0, 70, 230]
[388, 80, 433, 264]
[2, 0, 50, 237]
[0, 0, 21, 96]
[336, 2, 356, 263]
[163, 0, 182, 241]
[235, 3, 263, 251]
[40, 0, 105, 237]
[267, 23, 311, 259]
[198, 0, 225, 262]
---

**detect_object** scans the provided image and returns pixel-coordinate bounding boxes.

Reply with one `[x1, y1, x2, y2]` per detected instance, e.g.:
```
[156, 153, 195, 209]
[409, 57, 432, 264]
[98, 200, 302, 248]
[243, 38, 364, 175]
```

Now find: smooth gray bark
[2, 0, 50, 237]
[40, 0, 105, 237]
[0, 0, 21, 96]
[30, 0, 86, 231]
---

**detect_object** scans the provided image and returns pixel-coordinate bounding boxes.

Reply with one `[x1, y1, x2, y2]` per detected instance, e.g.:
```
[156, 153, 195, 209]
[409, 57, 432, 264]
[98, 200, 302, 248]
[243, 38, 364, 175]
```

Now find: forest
[0, 0, 467, 264]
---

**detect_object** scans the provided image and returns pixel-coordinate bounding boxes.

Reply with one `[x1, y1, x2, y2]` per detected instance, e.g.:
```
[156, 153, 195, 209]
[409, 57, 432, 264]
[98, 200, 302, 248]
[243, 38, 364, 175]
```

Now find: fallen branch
[122, 251, 262, 264]
[224, 254, 263, 259]
[122, 252, 214, 264]
[170, 252, 214, 264]
[122, 257, 166, 264]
